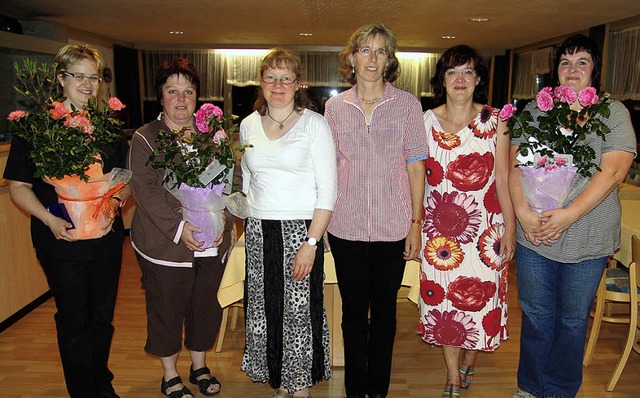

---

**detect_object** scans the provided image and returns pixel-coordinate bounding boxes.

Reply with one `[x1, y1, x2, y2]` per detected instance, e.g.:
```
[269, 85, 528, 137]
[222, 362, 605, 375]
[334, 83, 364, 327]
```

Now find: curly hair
[430, 45, 488, 103]
[338, 22, 400, 85]
[253, 48, 313, 116]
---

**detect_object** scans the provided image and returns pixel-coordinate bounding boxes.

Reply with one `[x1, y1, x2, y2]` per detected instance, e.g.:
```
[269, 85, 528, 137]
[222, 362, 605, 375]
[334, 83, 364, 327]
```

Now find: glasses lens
[375, 49, 387, 58]
[280, 76, 295, 85]
[262, 75, 276, 84]
[358, 47, 371, 56]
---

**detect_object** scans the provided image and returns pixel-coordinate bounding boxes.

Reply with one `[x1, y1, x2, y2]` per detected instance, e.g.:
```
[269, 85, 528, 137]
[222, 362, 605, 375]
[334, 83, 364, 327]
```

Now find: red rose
[446, 275, 496, 312]
[446, 152, 494, 192]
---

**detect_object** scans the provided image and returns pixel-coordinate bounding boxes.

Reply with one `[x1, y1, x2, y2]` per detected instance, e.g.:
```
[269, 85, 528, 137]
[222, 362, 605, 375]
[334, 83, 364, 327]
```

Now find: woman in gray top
[509, 34, 636, 398]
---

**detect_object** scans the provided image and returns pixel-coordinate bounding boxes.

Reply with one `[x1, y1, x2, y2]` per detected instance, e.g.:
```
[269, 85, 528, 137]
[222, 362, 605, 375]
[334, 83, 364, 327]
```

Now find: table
[613, 200, 640, 266]
[217, 234, 421, 366]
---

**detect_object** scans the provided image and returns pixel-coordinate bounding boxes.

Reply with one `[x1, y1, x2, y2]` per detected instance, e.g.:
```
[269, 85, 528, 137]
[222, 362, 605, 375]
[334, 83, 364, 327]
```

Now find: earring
[351, 65, 355, 75]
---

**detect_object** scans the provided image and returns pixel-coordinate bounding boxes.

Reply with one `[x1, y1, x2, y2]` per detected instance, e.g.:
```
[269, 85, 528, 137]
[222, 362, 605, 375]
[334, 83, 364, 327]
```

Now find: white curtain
[143, 49, 444, 100]
[607, 26, 640, 100]
[142, 50, 226, 101]
[512, 51, 536, 99]
[531, 47, 553, 75]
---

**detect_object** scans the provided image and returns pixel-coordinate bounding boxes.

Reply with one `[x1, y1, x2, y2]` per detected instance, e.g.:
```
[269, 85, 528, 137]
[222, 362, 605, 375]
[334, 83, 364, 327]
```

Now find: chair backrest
[632, 235, 640, 289]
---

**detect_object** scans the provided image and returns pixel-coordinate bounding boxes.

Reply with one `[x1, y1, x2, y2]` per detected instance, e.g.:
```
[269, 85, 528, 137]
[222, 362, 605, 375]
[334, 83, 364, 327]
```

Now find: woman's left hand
[292, 243, 316, 281]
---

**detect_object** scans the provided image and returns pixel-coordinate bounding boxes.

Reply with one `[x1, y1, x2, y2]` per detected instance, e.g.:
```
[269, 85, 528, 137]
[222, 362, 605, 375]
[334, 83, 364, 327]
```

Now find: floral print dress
[418, 105, 508, 352]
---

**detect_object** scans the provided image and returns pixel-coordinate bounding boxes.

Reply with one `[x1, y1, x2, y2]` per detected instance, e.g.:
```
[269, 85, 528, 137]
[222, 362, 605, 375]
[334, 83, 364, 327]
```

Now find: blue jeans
[515, 244, 607, 398]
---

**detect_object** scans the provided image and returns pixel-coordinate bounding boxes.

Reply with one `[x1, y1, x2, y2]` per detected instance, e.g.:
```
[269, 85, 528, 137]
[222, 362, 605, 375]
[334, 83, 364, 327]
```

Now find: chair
[215, 301, 243, 353]
[583, 234, 640, 391]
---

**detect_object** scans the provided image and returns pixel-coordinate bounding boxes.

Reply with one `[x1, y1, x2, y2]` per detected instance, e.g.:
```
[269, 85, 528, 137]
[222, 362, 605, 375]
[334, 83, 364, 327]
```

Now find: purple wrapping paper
[519, 165, 578, 213]
[176, 183, 226, 249]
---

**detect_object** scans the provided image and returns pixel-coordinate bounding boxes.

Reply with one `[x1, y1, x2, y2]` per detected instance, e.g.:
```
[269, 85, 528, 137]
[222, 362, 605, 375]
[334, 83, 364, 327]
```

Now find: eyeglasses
[444, 69, 477, 78]
[261, 75, 297, 85]
[355, 47, 388, 58]
[62, 71, 103, 84]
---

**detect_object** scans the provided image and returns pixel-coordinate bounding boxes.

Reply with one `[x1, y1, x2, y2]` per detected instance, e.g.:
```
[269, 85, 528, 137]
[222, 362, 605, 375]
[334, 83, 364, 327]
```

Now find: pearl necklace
[360, 96, 381, 104]
[267, 108, 296, 129]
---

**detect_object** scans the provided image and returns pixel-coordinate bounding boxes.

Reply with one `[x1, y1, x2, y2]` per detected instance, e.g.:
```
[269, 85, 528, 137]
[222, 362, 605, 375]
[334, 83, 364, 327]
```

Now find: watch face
[306, 237, 317, 246]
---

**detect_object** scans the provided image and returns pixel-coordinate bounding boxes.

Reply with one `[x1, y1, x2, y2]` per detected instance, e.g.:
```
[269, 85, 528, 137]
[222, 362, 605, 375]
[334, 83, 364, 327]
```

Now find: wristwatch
[305, 236, 318, 246]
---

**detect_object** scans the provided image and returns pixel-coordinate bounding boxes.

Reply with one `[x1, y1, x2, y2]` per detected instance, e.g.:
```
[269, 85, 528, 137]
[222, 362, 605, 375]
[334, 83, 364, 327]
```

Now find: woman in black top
[3, 44, 129, 398]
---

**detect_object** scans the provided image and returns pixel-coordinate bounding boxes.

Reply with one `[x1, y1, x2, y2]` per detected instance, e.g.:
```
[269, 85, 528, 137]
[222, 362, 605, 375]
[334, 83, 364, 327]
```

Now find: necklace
[267, 108, 296, 129]
[360, 96, 381, 104]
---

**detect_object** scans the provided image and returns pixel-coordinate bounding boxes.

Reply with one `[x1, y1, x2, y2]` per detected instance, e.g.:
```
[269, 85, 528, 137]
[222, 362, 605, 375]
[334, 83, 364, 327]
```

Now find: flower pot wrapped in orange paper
[44, 162, 131, 240]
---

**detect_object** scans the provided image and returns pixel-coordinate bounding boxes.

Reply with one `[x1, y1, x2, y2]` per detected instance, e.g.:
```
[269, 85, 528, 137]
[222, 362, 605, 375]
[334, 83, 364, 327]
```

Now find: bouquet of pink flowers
[500, 85, 611, 212]
[149, 103, 249, 250]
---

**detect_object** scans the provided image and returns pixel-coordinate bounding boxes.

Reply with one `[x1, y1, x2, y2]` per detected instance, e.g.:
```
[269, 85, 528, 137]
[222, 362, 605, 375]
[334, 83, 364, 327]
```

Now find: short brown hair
[54, 44, 105, 90]
[154, 57, 200, 102]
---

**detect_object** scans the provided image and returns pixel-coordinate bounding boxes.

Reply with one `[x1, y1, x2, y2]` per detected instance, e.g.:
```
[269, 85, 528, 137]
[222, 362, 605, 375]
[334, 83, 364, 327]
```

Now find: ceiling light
[469, 17, 489, 22]
[169, 31, 184, 35]
[299, 32, 313, 37]
[441, 35, 456, 40]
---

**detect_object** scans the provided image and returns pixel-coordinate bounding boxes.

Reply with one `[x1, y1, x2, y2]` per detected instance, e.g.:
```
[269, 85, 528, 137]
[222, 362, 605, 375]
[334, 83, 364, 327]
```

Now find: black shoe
[189, 366, 221, 396]
[161, 376, 194, 398]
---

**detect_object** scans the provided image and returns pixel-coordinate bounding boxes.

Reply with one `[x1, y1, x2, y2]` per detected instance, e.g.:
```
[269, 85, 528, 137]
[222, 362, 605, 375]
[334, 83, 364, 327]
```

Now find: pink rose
[213, 129, 227, 145]
[554, 85, 577, 104]
[578, 87, 598, 107]
[554, 157, 568, 166]
[49, 101, 69, 120]
[195, 103, 224, 133]
[7, 110, 28, 121]
[499, 103, 516, 121]
[535, 156, 548, 168]
[536, 90, 554, 112]
[108, 97, 125, 111]
[64, 115, 93, 134]
[196, 117, 210, 133]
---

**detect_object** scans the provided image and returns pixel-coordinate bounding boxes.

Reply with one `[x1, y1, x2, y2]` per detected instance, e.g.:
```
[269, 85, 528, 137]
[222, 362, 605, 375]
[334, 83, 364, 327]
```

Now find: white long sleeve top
[240, 109, 337, 220]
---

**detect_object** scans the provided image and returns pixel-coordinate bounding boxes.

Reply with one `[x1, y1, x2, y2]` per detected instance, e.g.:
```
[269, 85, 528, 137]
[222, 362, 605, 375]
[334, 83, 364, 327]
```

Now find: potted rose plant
[500, 85, 611, 212]
[148, 103, 248, 251]
[7, 59, 130, 239]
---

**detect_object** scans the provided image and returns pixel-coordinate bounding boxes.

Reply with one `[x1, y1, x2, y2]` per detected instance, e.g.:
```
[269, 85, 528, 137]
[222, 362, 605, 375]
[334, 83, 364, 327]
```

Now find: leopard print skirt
[241, 217, 331, 393]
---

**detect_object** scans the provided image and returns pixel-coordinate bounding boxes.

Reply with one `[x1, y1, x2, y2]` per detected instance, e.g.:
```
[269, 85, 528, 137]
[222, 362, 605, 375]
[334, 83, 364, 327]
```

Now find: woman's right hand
[43, 213, 76, 241]
[519, 210, 544, 246]
[180, 222, 205, 252]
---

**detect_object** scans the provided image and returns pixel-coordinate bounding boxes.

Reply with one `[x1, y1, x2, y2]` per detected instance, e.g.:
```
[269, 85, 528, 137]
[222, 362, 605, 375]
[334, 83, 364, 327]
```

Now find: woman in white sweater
[239, 48, 337, 398]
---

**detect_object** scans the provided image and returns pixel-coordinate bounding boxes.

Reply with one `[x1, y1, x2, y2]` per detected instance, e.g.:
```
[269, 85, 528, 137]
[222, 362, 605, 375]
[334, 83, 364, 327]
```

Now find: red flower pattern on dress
[432, 127, 460, 150]
[470, 106, 497, 139]
[477, 223, 506, 271]
[420, 271, 446, 306]
[483, 181, 501, 214]
[446, 151, 494, 192]
[482, 307, 502, 338]
[423, 236, 464, 271]
[423, 191, 482, 243]
[425, 157, 444, 186]
[422, 309, 479, 348]
[447, 275, 496, 312]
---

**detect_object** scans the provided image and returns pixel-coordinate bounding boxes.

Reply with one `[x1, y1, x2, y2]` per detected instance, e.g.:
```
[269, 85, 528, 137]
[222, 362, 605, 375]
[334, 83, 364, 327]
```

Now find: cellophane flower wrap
[500, 85, 611, 212]
[149, 103, 250, 250]
[7, 59, 130, 239]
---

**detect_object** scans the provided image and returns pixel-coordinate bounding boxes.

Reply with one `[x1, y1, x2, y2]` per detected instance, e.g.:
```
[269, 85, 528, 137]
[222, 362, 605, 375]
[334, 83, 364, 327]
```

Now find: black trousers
[38, 250, 122, 398]
[328, 234, 406, 397]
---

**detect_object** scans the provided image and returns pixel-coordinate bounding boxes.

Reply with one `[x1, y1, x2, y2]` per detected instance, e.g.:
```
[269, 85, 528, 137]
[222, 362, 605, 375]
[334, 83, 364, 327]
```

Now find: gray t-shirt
[512, 99, 636, 262]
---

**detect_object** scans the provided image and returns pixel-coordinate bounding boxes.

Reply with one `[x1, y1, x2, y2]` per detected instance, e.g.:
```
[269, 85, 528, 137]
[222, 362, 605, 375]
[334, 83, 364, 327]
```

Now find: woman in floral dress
[418, 45, 516, 398]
